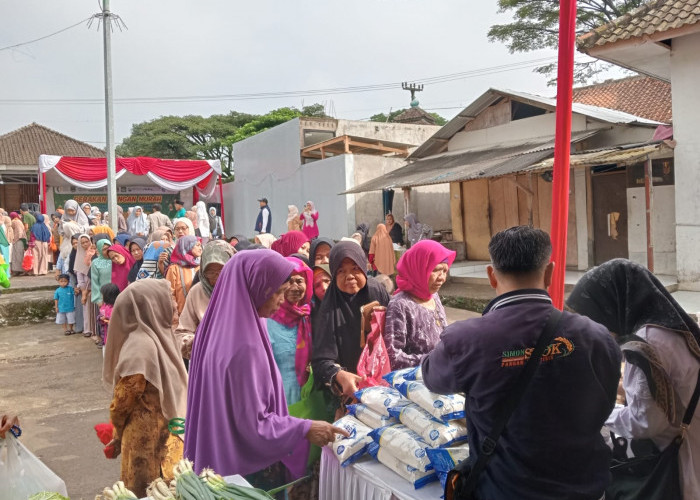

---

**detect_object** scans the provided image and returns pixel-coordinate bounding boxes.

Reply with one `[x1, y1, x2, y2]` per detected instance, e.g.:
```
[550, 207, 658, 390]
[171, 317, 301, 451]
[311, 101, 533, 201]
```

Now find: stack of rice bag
[328, 366, 470, 490]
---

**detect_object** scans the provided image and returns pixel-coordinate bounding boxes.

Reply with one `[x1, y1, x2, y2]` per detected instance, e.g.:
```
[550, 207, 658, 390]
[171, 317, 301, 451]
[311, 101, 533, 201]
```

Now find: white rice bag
[368, 424, 433, 472]
[397, 380, 466, 421]
[402, 365, 422, 381]
[388, 402, 467, 447]
[426, 443, 471, 489]
[330, 415, 373, 466]
[367, 442, 438, 489]
[355, 386, 410, 417]
[346, 403, 398, 429]
[383, 367, 415, 388]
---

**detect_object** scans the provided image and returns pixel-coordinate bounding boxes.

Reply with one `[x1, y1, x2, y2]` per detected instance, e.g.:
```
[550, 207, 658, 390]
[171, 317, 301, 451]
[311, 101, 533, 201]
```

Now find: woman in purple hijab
[184, 249, 346, 490]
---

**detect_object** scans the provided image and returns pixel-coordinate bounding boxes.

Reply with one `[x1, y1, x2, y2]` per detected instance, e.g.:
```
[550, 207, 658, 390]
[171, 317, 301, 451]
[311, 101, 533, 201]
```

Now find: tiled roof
[572, 76, 671, 123]
[0, 123, 104, 166]
[578, 0, 700, 50]
[393, 107, 436, 125]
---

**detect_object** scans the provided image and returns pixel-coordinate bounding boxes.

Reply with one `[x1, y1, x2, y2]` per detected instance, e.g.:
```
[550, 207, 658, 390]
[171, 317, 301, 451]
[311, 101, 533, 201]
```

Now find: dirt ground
[0, 321, 120, 499]
[0, 306, 478, 499]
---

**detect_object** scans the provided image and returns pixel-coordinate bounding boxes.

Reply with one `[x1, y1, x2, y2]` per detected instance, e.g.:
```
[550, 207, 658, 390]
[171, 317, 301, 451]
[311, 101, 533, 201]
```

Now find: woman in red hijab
[383, 240, 456, 370]
[271, 231, 310, 259]
[107, 245, 136, 291]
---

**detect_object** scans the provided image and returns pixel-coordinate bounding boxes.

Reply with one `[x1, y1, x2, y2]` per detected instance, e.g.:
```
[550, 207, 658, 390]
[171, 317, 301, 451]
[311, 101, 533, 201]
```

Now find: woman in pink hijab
[383, 240, 456, 370]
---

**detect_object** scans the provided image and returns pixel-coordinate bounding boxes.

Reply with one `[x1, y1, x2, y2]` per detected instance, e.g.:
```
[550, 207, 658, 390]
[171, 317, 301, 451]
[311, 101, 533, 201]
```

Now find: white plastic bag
[0, 435, 68, 499]
[329, 415, 373, 466]
[388, 402, 468, 447]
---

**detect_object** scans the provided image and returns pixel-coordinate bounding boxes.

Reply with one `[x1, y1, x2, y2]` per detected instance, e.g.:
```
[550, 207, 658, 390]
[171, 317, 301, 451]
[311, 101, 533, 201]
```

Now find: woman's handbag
[445, 309, 562, 500]
[606, 370, 700, 500]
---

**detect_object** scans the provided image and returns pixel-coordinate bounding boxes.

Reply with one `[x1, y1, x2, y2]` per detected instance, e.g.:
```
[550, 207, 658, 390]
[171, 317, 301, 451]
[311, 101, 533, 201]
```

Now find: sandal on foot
[83, 331, 93, 338]
[64, 330, 73, 336]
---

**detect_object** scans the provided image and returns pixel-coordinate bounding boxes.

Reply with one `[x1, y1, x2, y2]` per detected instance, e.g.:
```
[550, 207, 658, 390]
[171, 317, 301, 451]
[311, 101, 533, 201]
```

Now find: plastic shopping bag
[0, 435, 68, 499]
[288, 370, 334, 467]
[22, 248, 34, 272]
[356, 307, 391, 389]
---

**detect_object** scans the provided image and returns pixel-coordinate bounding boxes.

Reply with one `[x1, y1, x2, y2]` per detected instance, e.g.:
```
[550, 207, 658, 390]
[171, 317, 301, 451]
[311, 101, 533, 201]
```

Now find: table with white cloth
[319, 446, 443, 500]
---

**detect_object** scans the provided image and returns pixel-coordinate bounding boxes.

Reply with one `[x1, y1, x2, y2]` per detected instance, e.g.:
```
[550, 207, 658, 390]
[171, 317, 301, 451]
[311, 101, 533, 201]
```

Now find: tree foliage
[370, 108, 447, 126]
[116, 104, 329, 180]
[488, 0, 644, 84]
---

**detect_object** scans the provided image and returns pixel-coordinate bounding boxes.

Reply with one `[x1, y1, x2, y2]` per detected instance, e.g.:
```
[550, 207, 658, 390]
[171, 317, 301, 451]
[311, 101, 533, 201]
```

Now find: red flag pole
[548, 0, 578, 309]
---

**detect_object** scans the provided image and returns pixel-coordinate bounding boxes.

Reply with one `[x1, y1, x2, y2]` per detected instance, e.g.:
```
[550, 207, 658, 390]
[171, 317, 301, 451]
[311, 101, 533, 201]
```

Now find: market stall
[37, 154, 225, 224]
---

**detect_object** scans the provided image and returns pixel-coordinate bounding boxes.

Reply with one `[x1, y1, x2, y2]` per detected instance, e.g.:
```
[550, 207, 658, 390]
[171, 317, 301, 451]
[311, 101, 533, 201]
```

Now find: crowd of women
[4, 196, 697, 499]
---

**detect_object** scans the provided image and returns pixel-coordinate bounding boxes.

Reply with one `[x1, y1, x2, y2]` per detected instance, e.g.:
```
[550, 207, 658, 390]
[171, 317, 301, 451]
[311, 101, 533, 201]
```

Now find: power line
[0, 17, 92, 52]
[0, 55, 576, 106]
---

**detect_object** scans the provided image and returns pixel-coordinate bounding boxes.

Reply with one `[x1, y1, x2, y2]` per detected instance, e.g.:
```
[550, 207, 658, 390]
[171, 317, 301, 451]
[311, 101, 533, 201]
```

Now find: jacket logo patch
[501, 337, 575, 367]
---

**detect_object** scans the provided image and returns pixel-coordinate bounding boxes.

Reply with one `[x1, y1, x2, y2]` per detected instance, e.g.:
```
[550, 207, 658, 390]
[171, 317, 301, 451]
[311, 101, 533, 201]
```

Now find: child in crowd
[97, 283, 120, 349]
[54, 273, 76, 335]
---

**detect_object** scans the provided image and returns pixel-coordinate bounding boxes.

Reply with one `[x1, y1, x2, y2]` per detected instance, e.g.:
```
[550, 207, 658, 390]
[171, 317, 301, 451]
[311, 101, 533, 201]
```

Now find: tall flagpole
[102, 0, 118, 234]
[548, 0, 578, 309]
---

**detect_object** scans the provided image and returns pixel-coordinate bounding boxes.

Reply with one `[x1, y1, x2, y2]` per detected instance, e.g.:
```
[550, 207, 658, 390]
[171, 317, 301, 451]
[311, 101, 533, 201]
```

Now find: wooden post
[344, 136, 350, 154]
[450, 182, 464, 242]
[645, 157, 655, 272]
[403, 187, 412, 217]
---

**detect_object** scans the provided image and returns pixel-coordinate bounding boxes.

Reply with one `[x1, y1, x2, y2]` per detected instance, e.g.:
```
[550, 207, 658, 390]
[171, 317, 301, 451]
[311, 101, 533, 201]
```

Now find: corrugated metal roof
[409, 88, 662, 160]
[530, 142, 669, 170]
[342, 130, 598, 194]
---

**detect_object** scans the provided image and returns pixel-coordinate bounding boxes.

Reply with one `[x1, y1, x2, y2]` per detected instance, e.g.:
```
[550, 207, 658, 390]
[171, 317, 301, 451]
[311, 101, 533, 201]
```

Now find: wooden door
[592, 171, 628, 264]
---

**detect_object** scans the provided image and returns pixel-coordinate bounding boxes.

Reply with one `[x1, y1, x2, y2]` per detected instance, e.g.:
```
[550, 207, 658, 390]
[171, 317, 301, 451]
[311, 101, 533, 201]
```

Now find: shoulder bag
[445, 308, 563, 500]
[606, 367, 700, 500]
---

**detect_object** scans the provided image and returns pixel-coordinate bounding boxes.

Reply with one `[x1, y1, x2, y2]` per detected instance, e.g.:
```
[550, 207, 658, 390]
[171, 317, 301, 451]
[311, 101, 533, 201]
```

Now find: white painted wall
[671, 32, 700, 288]
[626, 185, 676, 276]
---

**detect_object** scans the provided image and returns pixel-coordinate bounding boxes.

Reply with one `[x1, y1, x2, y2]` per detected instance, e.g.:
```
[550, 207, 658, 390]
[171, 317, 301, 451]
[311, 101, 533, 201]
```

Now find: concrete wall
[627, 184, 677, 276]
[337, 120, 440, 149]
[671, 32, 700, 288]
[349, 155, 451, 234]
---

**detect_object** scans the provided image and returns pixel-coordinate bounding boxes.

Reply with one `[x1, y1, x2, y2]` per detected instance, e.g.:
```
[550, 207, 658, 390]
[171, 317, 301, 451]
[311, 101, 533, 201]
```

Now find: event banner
[53, 192, 180, 215]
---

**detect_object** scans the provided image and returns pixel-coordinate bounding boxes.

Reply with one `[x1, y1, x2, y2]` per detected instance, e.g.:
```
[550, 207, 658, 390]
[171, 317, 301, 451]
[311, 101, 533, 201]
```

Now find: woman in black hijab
[355, 223, 371, 255]
[309, 237, 334, 267]
[127, 238, 146, 283]
[567, 259, 700, 495]
[312, 241, 390, 400]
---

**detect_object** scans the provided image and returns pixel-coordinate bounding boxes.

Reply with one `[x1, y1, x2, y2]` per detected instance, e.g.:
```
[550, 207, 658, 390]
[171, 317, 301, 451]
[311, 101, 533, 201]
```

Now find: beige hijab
[254, 233, 277, 249]
[369, 223, 396, 275]
[102, 279, 188, 428]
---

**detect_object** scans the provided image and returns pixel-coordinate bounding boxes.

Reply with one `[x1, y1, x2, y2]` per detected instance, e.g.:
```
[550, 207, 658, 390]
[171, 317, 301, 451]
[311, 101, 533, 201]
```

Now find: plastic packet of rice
[347, 403, 398, 429]
[367, 442, 438, 489]
[383, 367, 416, 388]
[330, 415, 373, 466]
[402, 366, 422, 381]
[355, 386, 410, 417]
[426, 444, 471, 489]
[368, 424, 433, 472]
[397, 380, 466, 421]
[388, 402, 468, 447]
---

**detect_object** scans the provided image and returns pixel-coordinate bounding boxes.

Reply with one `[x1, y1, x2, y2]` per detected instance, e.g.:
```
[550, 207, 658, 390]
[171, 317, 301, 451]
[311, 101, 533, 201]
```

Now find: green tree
[370, 108, 447, 125]
[488, 0, 643, 84]
[117, 104, 329, 180]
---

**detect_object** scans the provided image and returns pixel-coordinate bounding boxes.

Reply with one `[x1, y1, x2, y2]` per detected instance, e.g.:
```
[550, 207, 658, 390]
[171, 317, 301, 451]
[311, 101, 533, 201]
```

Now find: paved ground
[0, 321, 120, 499]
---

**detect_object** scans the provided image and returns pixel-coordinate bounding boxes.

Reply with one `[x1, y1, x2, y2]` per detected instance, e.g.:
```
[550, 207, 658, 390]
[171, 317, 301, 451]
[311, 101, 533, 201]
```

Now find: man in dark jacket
[422, 226, 621, 500]
[255, 197, 271, 234]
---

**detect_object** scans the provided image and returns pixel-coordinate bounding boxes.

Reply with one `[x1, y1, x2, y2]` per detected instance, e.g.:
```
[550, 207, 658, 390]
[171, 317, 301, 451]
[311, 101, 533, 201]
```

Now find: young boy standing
[54, 273, 76, 335]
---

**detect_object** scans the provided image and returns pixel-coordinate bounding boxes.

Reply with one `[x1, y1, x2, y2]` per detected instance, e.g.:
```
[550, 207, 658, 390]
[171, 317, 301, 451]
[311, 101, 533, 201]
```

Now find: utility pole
[102, 0, 118, 234]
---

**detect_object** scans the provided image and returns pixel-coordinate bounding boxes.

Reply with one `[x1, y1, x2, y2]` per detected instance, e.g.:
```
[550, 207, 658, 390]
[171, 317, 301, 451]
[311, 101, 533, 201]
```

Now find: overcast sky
[0, 1, 613, 147]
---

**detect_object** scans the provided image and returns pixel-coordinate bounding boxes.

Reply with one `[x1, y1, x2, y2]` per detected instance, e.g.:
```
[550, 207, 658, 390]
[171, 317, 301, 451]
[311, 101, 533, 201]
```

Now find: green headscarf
[198, 240, 236, 297]
[92, 239, 113, 271]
